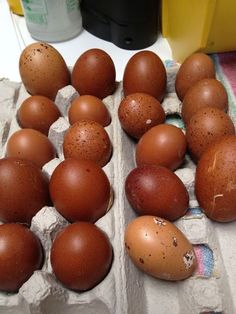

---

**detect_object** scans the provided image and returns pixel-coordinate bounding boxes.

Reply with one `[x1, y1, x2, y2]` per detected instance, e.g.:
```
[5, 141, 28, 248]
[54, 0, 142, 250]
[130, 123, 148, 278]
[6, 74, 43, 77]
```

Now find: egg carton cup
[0, 63, 235, 314]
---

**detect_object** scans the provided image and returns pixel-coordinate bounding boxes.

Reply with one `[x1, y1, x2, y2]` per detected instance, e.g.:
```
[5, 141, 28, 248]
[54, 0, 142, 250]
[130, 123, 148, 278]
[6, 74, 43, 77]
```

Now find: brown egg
[19, 42, 70, 100]
[0, 223, 43, 292]
[6, 128, 56, 168]
[123, 51, 167, 102]
[118, 93, 166, 139]
[49, 158, 112, 223]
[136, 124, 187, 171]
[68, 95, 111, 126]
[195, 135, 236, 222]
[125, 165, 189, 221]
[0, 157, 50, 224]
[175, 52, 216, 101]
[181, 78, 228, 125]
[63, 120, 112, 167]
[71, 49, 116, 99]
[51, 222, 113, 291]
[124, 215, 197, 281]
[17, 95, 61, 135]
[186, 106, 235, 161]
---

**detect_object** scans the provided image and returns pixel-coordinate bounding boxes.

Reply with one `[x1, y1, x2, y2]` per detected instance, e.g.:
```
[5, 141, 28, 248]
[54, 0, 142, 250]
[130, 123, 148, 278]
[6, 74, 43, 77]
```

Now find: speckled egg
[125, 215, 197, 281]
[63, 120, 112, 167]
[181, 78, 228, 125]
[195, 135, 236, 222]
[19, 42, 70, 100]
[186, 106, 235, 161]
[118, 93, 166, 139]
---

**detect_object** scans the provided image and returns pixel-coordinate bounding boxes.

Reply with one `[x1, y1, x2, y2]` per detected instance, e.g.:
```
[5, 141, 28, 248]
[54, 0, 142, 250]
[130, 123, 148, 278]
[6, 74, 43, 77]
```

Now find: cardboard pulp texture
[0, 64, 235, 314]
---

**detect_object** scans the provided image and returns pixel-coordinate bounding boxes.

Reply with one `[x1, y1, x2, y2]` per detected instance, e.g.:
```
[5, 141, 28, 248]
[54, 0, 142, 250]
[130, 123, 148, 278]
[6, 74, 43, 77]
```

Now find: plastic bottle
[20, 0, 82, 42]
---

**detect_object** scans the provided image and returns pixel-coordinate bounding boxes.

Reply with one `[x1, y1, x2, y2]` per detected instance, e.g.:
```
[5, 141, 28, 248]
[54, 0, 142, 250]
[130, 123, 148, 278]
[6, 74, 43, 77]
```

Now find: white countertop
[0, 0, 172, 82]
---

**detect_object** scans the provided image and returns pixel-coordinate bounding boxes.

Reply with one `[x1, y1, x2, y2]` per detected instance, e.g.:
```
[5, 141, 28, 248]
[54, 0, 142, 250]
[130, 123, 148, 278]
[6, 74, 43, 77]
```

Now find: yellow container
[161, 0, 236, 62]
[7, 0, 24, 16]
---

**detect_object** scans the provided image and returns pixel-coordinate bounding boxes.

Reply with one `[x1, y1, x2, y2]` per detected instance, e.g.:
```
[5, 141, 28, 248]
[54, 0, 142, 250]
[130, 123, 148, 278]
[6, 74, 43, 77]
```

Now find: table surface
[0, 0, 173, 82]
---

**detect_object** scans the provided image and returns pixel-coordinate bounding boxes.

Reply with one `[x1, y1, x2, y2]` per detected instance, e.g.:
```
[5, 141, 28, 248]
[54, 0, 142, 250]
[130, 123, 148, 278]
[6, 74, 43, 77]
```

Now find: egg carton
[0, 63, 235, 314]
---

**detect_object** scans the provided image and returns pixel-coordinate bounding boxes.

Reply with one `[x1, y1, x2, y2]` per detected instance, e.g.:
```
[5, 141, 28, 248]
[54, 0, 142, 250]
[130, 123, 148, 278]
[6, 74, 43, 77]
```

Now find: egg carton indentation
[0, 62, 236, 313]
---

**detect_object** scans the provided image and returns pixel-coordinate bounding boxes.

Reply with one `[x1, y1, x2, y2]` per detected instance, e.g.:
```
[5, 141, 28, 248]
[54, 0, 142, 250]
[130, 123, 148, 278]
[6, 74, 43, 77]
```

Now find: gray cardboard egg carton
[0, 63, 235, 314]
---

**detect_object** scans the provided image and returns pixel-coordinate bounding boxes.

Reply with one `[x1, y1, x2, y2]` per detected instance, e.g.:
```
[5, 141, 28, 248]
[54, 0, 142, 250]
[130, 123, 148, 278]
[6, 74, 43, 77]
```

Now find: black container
[80, 0, 160, 50]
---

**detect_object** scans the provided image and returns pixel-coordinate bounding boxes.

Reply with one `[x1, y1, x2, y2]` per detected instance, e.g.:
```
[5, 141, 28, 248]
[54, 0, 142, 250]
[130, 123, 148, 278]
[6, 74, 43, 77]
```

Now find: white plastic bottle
[21, 0, 82, 42]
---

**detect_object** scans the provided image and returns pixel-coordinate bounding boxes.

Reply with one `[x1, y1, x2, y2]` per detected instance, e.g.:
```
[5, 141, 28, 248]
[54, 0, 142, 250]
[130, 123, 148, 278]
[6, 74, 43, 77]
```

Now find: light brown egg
[123, 51, 167, 102]
[181, 78, 228, 125]
[135, 124, 187, 171]
[68, 95, 111, 126]
[71, 49, 116, 99]
[124, 215, 197, 281]
[175, 52, 216, 101]
[195, 135, 236, 222]
[118, 93, 166, 139]
[6, 128, 56, 168]
[186, 106, 235, 162]
[19, 42, 70, 100]
[63, 120, 112, 167]
[17, 95, 61, 135]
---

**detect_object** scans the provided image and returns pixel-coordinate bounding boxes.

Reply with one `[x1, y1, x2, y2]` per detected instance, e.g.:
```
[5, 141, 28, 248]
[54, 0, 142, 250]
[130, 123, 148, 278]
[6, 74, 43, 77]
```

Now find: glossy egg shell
[136, 124, 187, 171]
[123, 51, 167, 102]
[118, 93, 166, 139]
[124, 215, 197, 281]
[181, 78, 228, 125]
[17, 95, 61, 135]
[0, 157, 51, 224]
[125, 165, 189, 221]
[71, 48, 116, 99]
[19, 42, 70, 100]
[50, 222, 113, 291]
[6, 128, 56, 168]
[195, 135, 236, 222]
[175, 52, 215, 101]
[68, 95, 111, 127]
[49, 158, 112, 223]
[0, 223, 43, 292]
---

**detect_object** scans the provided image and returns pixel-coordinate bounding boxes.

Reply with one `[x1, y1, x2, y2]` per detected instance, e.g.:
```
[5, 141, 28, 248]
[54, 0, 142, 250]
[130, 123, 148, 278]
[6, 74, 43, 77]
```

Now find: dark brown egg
[125, 165, 189, 221]
[17, 95, 61, 135]
[19, 42, 70, 100]
[175, 52, 216, 101]
[51, 222, 113, 291]
[0, 223, 43, 292]
[186, 106, 235, 161]
[63, 120, 112, 167]
[136, 124, 187, 171]
[118, 93, 166, 139]
[181, 78, 228, 125]
[68, 95, 111, 126]
[6, 128, 56, 168]
[195, 135, 236, 222]
[0, 157, 50, 224]
[123, 51, 167, 102]
[71, 49, 116, 99]
[49, 158, 111, 223]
